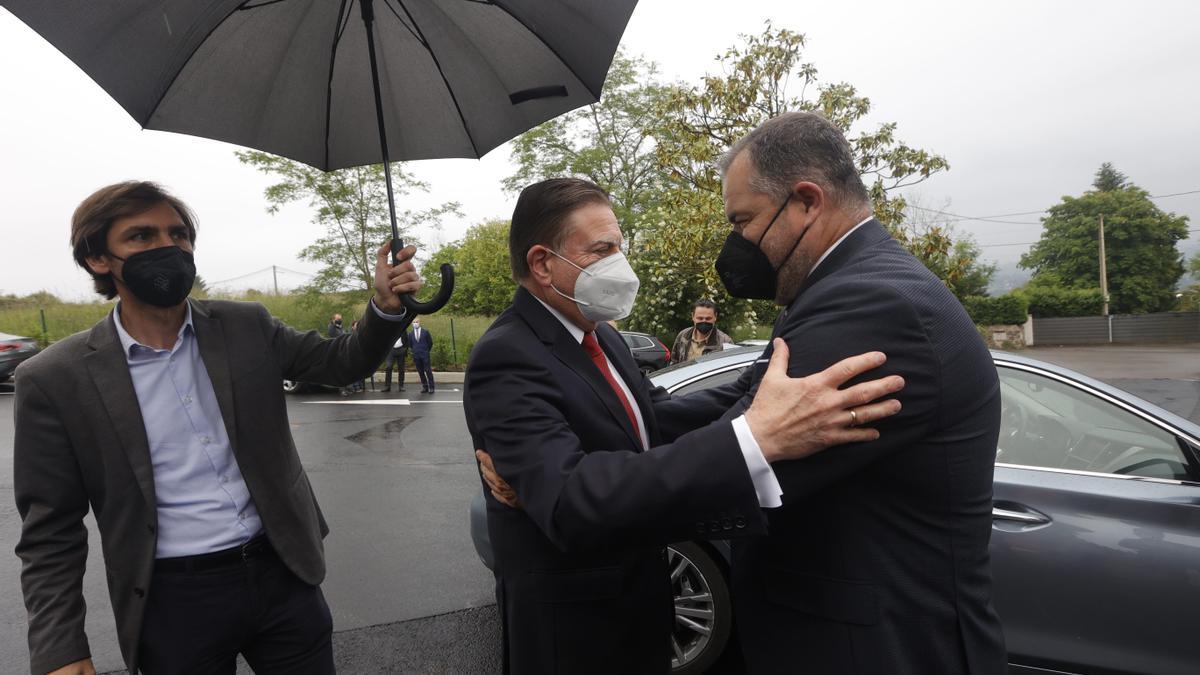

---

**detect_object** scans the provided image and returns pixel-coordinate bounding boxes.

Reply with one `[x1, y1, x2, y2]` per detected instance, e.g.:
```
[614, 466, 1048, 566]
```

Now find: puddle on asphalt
[345, 417, 421, 452]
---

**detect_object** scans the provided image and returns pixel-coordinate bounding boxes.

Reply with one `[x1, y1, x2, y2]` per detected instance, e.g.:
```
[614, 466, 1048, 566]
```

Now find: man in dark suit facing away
[652, 112, 1008, 674]
[13, 181, 421, 675]
[407, 319, 435, 393]
[465, 178, 905, 675]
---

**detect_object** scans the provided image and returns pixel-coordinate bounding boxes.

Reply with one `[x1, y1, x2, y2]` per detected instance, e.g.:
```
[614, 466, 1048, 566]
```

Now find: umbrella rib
[143, 4, 249, 127]
[324, 0, 355, 169]
[379, 0, 426, 47]
[489, 1, 603, 100]
[389, 0, 481, 157]
[238, 0, 294, 10]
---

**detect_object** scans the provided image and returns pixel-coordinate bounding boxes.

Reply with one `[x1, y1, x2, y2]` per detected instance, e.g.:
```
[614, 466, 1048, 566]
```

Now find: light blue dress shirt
[114, 304, 262, 558]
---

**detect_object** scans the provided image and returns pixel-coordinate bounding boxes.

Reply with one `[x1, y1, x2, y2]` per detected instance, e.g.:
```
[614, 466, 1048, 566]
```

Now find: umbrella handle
[392, 239, 455, 314]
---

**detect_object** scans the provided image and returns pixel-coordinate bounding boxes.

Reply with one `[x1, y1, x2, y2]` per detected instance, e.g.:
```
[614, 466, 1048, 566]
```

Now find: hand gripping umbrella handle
[392, 239, 455, 315]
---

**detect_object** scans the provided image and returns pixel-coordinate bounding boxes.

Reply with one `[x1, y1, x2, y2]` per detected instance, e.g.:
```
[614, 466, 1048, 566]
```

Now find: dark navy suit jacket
[407, 327, 433, 359]
[659, 220, 1008, 675]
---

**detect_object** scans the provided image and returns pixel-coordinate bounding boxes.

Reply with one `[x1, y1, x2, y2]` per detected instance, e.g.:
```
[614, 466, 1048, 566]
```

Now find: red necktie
[581, 332, 640, 440]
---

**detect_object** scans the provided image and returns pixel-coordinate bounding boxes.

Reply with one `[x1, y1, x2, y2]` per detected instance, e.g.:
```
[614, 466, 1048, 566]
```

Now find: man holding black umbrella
[13, 181, 421, 675]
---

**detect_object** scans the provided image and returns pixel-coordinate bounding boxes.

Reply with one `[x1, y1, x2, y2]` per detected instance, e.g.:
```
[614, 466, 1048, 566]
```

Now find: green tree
[421, 219, 515, 316]
[237, 151, 460, 293]
[626, 25, 950, 338]
[503, 52, 670, 245]
[894, 202, 996, 300]
[1093, 162, 1129, 192]
[1186, 251, 1200, 277]
[1020, 166, 1188, 314]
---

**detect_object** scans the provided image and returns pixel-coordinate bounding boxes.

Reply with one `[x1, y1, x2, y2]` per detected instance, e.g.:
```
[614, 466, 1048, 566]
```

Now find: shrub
[963, 294, 1028, 325]
[1017, 286, 1105, 318]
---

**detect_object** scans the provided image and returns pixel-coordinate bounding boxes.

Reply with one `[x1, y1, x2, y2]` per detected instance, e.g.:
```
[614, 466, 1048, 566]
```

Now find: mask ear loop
[546, 248, 592, 306]
[754, 198, 792, 246]
[769, 197, 813, 272]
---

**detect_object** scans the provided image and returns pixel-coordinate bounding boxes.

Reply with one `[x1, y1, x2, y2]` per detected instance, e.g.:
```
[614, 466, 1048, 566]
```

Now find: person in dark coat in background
[408, 319, 434, 393]
[326, 313, 343, 338]
[381, 332, 408, 393]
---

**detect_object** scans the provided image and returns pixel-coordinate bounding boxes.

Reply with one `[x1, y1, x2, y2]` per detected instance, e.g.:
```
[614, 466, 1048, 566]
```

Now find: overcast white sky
[1, 1, 1198, 300]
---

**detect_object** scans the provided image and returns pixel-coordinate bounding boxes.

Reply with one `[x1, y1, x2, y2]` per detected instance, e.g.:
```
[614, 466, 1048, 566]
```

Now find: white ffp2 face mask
[549, 250, 640, 322]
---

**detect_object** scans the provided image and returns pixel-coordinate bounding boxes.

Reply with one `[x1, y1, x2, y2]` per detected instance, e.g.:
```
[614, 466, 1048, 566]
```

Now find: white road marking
[306, 400, 411, 406]
[304, 399, 464, 406]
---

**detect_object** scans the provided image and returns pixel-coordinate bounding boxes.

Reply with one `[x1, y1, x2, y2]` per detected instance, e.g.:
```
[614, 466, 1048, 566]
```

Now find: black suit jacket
[658, 221, 1007, 674]
[407, 327, 433, 359]
[464, 288, 766, 675]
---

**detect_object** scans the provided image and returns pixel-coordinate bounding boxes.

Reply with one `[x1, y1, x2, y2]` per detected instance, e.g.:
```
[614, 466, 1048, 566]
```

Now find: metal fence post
[40, 308, 48, 346]
[450, 318, 457, 365]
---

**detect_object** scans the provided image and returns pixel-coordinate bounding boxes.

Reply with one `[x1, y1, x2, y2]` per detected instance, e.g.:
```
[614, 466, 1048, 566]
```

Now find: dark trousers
[138, 547, 334, 674]
[383, 347, 408, 388]
[413, 354, 434, 392]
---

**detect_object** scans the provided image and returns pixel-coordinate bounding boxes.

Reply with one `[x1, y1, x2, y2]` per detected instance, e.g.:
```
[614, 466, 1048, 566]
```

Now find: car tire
[667, 541, 733, 675]
[282, 379, 303, 394]
[640, 365, 656, 375]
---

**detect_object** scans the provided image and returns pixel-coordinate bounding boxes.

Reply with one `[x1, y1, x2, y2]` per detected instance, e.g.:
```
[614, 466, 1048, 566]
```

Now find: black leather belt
[154, 535, 275, 573]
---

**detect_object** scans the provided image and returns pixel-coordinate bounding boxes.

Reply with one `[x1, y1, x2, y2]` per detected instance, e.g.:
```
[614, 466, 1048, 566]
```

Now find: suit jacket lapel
[189, 300, 239, 453]
[84, 312, 156, 509]
[513, 288, 643, 450]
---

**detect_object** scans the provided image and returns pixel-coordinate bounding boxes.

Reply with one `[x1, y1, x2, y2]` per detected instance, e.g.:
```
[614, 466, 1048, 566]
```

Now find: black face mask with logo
[714, 198, 808, 300]
[110, 246, 196, 308]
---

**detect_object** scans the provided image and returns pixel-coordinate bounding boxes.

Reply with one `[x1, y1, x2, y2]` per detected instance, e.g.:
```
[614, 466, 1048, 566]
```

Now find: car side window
[997, 366, 1192, 481]
[621, 334, 637, 348]
[633, 336, 654, 348]
[671, 367, 747, 397]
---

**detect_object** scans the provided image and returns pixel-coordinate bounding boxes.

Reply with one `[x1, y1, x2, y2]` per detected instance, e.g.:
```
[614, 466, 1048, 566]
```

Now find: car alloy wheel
[667, 541, 733, 674]
[282, 379, 302, 393]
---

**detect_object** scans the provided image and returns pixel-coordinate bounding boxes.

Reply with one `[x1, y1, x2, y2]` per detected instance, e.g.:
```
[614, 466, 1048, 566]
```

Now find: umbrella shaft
[360, 0, 402, 261]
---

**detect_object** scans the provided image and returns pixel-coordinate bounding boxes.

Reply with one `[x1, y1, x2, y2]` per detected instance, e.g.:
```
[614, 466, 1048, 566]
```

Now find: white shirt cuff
[369, 298, 408, 321]
[731, 414, 783, 508]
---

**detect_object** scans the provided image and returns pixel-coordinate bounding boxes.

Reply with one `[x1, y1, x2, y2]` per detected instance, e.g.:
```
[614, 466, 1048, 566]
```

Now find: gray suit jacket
[13, 298, 404, 674]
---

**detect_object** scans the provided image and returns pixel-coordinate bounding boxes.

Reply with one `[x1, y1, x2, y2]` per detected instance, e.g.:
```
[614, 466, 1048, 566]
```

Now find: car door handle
[992, 506, 1050, 525]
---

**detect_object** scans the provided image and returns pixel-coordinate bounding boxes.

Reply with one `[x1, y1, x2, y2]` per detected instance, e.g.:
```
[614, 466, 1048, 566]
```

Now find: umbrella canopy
[2, 0, 637, 171]
[4, 0, 638, 313]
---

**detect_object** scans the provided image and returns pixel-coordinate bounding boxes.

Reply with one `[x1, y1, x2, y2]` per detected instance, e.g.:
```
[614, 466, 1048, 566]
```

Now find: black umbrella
[2, 0, 637, 313]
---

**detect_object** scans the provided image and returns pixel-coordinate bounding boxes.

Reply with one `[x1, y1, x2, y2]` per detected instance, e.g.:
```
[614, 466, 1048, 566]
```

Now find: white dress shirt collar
[810, 215, 874, 276]
[114, 301, 194, 357]
[532, 294, 586, 344]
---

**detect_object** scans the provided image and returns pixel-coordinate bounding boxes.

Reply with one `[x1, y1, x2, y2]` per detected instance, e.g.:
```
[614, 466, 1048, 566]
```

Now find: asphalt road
[1020, 343, 1200, 423]
[1, 343, 1198, 673]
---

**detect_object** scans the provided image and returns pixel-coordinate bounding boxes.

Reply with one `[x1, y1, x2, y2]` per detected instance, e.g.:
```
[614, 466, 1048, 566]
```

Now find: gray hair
[717, 112, 870, 208]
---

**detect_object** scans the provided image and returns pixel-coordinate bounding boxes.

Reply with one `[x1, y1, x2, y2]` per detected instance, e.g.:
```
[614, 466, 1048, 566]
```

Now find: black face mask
[694, 321, 715, 336]
[715, 198, 808, 300]
[110, 246, 196, 308]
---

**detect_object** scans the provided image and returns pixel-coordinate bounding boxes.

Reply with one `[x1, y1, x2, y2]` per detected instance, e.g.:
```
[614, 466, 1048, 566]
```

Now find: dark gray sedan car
[470, 346, 1200, 675]
[0, 331, 40, 382]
